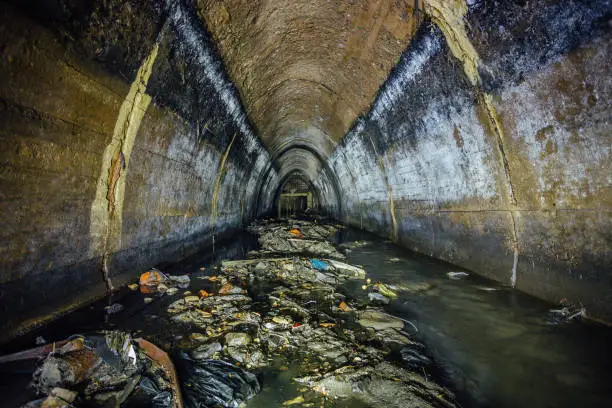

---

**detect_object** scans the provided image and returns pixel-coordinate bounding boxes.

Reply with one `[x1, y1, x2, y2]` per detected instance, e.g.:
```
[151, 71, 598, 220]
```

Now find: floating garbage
[310, 258, 329, 271]
[338, 301, 351, 312]
[289, 227, 303, 238]
[104, 302, 124, 314]
[546, 301, 587, 325]
[368, 292, 390, 305]
[374, 282, 398, 298]
[139, 268, 168, 293]
[447, 271, 470, 280]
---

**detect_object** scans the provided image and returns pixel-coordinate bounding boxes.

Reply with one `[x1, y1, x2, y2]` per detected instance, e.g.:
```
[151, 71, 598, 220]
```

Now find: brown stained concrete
[197, 0, 422, 158]
[0, 1, 276, 340]
[315, 1, 612, 320]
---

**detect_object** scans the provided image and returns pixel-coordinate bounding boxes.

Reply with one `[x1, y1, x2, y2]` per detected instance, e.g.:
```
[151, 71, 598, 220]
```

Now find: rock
[185, 296, 200, 304]
[218, 283, 234, 295]
[315, 272, 337, 285]
[36, 336, 47, 345]
[226, 347, 248, 363]
[326, 260, 366, 278]
[368, 292, 390, 305]
[357, 310, 404, 330]
[255, 262, 268, 270]
[50, 387, 77, 403]
[191, 342, 222, 360]
[166, 287, 179, 295]
[169, 274, 191, 287]
[245, 349, 266, 368]
[272, 315, 293, 326]
[400, 344, 432, 370]
[127, 283, 139, 291]
[225, 332, 251, 347]
[144, 297, 153, 304]
[306, 362, 452, 407]
[190, 333, 208, 343]
[373, 328, 411, 346]
[157, 283, 169, 293]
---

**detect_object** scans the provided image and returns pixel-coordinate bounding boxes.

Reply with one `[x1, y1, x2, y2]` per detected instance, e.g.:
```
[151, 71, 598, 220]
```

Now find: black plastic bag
[176, 352, 260, 408]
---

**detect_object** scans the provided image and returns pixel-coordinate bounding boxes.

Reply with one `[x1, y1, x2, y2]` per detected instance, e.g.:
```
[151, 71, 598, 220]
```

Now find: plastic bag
[176, 352, 260, 408]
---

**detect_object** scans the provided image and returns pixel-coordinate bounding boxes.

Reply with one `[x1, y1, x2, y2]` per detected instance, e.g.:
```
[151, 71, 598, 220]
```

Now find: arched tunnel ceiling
[196, 0, 423, 171]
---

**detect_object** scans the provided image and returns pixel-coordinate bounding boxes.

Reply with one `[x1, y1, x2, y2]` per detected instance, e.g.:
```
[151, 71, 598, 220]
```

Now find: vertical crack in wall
[367, 134, 398, 242]
[89, 41, 160, 293]
[211, 133, 236, 247]
[424, 0, 519, 286]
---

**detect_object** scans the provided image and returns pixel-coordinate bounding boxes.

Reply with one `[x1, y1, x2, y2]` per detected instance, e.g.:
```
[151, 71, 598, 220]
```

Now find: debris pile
[17, 332, 182, 408]
[248, 219, 345, 259]
[2, 219, 454, 408]
[153, 219, 455, 407]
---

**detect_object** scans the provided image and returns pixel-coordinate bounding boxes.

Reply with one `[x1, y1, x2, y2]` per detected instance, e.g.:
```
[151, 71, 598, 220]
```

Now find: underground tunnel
[0, 0, 611, 407]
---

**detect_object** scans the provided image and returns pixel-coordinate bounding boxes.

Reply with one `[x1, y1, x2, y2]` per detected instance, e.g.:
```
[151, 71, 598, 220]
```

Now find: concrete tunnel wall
[315, 1, 612, 321]
[0, 0, 611, 341]
[0, 0, 280, 340]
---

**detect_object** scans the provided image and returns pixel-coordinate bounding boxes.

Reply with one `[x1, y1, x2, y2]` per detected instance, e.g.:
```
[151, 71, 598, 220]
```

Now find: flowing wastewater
[1, 222, 611, 408]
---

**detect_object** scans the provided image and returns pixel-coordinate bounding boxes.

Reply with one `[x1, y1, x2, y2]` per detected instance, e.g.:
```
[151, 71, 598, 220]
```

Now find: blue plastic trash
[311, 259, 329, 271]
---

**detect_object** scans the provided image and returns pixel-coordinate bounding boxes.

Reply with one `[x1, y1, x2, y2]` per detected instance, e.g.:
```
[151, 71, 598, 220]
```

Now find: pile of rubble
[2, 219, 455, 408]
[8, 331, 182, 408]
[247, 219, 345, 259]
[158, 219, 455, 407]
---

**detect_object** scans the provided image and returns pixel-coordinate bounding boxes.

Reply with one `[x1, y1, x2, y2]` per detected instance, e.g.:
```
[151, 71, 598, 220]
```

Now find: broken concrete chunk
[326, 259, 366, 278]
[368, 292, 390, 305]
[191, 342, 223, 360]
[357, 310, 404, 330]
[225, 332, 251, 347]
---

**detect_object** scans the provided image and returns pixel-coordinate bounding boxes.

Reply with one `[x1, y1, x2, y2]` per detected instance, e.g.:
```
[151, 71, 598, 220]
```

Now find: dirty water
[335, 228, 612, 408]
[1, 222, 611, 408]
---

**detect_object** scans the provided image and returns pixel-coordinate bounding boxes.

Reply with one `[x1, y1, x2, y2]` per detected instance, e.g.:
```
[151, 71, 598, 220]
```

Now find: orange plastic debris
[139, 269, 165, 286]
[338, 301, 350, 312]
[198, 289, 210, 298]
[208, 276, 218, 282]
[289, 228, 302, 238]
[139, 269, 167, 293]
[218, 283, 233, 295]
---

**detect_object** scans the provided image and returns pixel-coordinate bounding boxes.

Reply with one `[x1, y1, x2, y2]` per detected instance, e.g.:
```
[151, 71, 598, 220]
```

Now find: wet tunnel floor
[2, 224, 612, 408]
